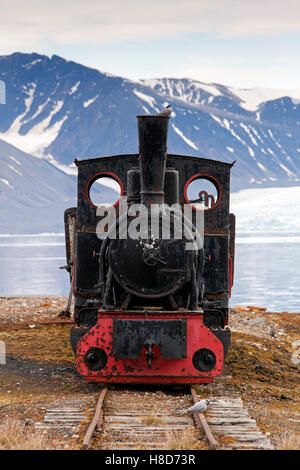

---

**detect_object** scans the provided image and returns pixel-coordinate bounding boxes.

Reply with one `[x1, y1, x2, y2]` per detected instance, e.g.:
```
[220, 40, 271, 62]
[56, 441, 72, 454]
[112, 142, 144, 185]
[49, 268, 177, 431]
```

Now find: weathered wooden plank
[197, 394, 274, 450]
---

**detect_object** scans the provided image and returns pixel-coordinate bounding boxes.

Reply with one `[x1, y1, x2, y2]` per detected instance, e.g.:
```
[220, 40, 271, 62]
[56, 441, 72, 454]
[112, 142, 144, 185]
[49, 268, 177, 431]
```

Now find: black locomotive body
[64, 114, 235, 383]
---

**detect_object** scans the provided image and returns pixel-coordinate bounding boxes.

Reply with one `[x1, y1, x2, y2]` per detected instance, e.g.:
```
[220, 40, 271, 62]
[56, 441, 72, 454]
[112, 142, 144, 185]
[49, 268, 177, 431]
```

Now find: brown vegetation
[0, 298, 299, 449]
[0, 418, 45, 450]
[167, 428, 208, 450]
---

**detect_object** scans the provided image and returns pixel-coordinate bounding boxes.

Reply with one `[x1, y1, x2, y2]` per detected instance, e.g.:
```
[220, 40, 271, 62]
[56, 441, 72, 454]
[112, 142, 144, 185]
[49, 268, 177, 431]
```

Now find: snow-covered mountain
[0, 52, 300, 234]
[0, 138, 117, 233]
[1, 53, 300, 192]
[0, 138, 76, 233]
[142, 78, 300, 190]
[143, 77, 300, 112]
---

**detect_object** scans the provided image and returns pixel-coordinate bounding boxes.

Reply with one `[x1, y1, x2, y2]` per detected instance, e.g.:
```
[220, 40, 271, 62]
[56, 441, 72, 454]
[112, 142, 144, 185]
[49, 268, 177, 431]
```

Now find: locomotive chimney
[137, 115, 169, 206]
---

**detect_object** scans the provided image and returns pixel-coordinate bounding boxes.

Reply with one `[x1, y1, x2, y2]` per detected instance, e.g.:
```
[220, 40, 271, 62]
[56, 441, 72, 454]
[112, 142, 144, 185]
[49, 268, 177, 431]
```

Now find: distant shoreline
[0, 296, 298, 314]
[0, 233, 65, 237]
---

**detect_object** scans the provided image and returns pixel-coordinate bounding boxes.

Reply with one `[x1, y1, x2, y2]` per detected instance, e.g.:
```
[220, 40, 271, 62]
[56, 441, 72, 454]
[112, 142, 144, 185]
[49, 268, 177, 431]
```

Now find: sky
[1, 0, 300, 89]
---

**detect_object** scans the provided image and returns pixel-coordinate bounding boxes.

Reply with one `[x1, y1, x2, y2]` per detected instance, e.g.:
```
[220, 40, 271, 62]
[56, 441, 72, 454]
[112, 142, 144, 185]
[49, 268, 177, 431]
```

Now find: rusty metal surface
[63, 207, 77, 279]
[229, 213, 236, 287]
[65, 113, 235, 384]
[190, 386, 218, 449]
[74, 153, 232, 230]
[108, 235, 195, 298]
[138, 115, 169, 206]
[112, 319, 187, 359]
[73, 150, 234, 304]
[82, 387, 108, 450]
[76, 310, 224, 383]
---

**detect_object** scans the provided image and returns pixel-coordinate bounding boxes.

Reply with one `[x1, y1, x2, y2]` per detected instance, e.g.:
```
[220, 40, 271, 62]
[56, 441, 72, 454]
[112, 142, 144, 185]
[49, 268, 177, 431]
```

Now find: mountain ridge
[0, 52, 300, 192]
[0, 137, 117, 233]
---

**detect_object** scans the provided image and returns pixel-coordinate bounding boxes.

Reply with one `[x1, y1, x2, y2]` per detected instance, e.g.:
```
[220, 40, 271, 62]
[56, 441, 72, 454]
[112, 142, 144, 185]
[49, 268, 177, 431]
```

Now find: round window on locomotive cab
[87, 174, 123, 208]
[185, 175, 221, 210]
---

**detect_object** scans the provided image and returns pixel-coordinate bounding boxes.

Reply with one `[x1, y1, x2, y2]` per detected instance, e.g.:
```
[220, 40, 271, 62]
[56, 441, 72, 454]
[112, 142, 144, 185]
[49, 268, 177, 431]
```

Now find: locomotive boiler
[64, 113, 235, 384]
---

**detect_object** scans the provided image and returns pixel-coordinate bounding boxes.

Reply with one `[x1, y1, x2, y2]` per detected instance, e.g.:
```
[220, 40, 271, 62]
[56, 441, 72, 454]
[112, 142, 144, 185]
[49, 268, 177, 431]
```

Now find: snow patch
[192, 82, 221, 97]
[0, 84, 36, 137]
[69, 81, 80, 95]
[279, 163, 296, 178]
[171, 123, 198, 150]
[223, 119, 230, 130]
[210, 113, 222, 125]
[45, 154, 78, 176]
[83, 95, 98, 108]
[0, 178, 14, 189]
[133, 90, 158, 111]
[22, 59, 42, 69]
[7, 164, 22, 176]
[141, 78, 221, 107]
[0, 99, 68, 158]
[23, 98, 50, 124]
[240, 123, 258, 146]
[229, 86, 300, 111]
[268, 129, 275, 139]
[248, 147, 255, 158]
[257, 162, 268, 173]
[10, 156, 21, 166]
[211, 114, 247, 146]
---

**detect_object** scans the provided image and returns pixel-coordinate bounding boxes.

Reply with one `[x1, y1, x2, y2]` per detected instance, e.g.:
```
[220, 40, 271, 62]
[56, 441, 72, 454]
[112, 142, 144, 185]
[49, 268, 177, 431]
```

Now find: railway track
[81, 382, 273, 450]
[83, 385, 209, 450]
[37, 379, 273, 450]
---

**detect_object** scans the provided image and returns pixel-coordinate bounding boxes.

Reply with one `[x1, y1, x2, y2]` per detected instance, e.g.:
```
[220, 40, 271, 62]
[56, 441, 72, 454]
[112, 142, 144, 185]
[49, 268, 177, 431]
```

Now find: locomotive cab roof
[74, 153, 235, 168]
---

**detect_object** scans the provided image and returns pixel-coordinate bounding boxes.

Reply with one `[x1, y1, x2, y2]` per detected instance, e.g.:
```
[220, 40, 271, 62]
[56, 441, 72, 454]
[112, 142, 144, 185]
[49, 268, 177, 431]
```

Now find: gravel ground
[0, 297, 299, 450]
[0, 296, 70, 324]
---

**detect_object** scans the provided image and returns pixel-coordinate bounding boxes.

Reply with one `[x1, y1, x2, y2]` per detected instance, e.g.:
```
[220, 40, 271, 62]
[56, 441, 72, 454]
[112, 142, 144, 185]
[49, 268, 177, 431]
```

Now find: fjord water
[0, 234, 68, 296]
[0, 233, 299, 312]
[232, 233, 300, 311]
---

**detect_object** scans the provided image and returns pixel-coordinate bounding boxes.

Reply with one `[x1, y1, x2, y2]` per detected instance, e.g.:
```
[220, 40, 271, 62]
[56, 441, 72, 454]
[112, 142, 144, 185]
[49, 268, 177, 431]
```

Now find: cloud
[0, 0, 300, 52]
[168, 64, 299, 89]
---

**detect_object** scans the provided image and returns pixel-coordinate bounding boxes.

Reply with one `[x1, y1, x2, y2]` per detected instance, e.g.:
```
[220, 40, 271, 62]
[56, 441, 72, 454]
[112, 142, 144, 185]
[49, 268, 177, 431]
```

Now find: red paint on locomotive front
[76, 311, 224, 384]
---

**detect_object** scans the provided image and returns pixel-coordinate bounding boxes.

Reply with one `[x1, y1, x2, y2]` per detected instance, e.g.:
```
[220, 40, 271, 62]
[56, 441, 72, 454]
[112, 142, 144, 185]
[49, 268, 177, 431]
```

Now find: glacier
[231, 186, 300, 233]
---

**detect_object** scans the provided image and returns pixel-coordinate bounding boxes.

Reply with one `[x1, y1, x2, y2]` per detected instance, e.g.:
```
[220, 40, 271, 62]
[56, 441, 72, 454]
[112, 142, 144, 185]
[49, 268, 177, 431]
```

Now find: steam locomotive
[64, 113, 235, 384]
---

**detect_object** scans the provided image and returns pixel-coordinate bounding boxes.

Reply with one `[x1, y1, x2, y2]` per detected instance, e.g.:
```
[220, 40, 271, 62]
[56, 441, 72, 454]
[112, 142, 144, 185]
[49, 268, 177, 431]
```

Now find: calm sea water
[0, 233, 299, 312]
[0, 234, 68, 296]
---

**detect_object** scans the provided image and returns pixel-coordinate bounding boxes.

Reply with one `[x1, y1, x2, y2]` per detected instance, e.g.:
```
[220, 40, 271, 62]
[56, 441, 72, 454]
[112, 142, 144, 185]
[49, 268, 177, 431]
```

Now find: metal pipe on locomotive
[64, 112, 235, 384]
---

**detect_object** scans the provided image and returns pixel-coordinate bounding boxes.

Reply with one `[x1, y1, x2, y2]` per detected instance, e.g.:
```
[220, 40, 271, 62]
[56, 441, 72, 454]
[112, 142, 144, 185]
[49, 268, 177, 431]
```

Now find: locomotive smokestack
[137, 115, 169, 206]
